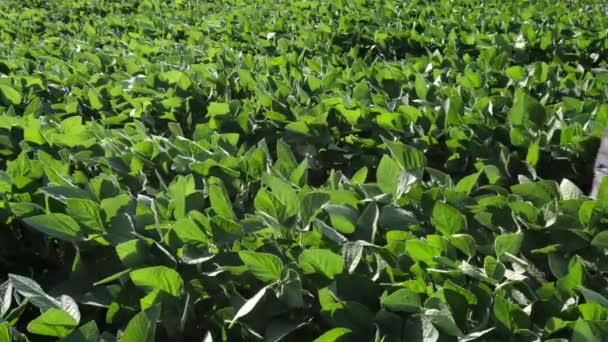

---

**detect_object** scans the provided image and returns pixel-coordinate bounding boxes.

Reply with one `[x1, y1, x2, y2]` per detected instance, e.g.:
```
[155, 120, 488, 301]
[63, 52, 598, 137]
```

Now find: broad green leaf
[23, 213, 84, 242]
[572, 318, 601, 342]
[301, 191, 330, 226]
[350, 167, 368, 184]
[325, 205, 358, 234]
[312, 327, 352, 342]
[423, 308, 464, 337]
[8, 274, 60, 311]
[505, 66, 526, 81]
[406, 240, 442, 265]
[0, 84, 21, 106]
[354, 202, 379, 243]
[87, 89, 103, 110]
[526, 140, 540, 166]
[207, 102, 230, 115]
[129, 266, 183, 297]
[493, 296, 531, 333]
[449, 234, 477, 257]
[173, 218, 207, 244]
[100, 193, 134, 222]
[415, 74, 429, 100]
[116, 239, 149, 268]
[556, 256, 585, 295]
[455, 171, 482, 194]
[484, 256, 505, 281]
[495, 232, 524, 260]
[238, 251, 283, 283]
[591, 231, 608, 249]
[383, 139, 427, 171]
[262, 175, 299, 220]
[121, 305, 161, 342]
[27, 309, 78, 338]
[168, 175, 195, 220]
[66, 199, 104, 232]
[228, 285, 269, 328]
[432, 202, 467, 236]
[403, 315, 439, 342]
[210, 216, 244, 243]
[208, 176, 236, 221]
[508, 88, 546, 128]
[578, 287, 608, 307]
[510, 181, 559, 207]
[299, 249, 343, 279]
[560, 179, 584, 200]
[458, 327, 496, 342]
[376, 155, 400, 195]
[381, 288, 421, 313]
[58, 321, 99, 342]
[443, 279, 477, 305]
[274, 140, 298, 177]
[264, 319, 309, 342]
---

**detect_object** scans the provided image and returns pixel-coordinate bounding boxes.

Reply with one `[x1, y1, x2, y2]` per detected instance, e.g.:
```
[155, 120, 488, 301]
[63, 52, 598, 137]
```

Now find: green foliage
[1, 0, 608, 340]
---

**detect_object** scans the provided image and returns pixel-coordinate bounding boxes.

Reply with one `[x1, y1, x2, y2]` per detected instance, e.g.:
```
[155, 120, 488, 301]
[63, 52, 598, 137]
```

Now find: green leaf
[207, 102, 230, 115]
[8, 274, 60, 311]
[116, 239, 149, 268]
[312, 327, 353, 342]
[210, 216, 244, 244]
[58, 321, 100, 342]
[510, 181, 559, 207]
[560, 178, 584, 200]
[129, 266, 183, 297]
[572, 318, 601, 342]
[0, 84, 21, 106]
[87, 89, 103, 110]
[168, 175, 195, 220]
[262, 174, 299, 220]
[557, 256, 585, 295]
[526, 140, 540, 166]
[65, 199, 104, 232]
[591, 231, 608, 249]
[22, 213, 84, 242]
[455, 171, 482, 194]
[495, 232, 524, 260]
[508, 88, 546, 128]
[376, 155, 400, 195]
[350, 167, 368, 184]
[100, 193, 134, 222]
[299, 249, 343, 279]
[325, 205, 358, 234]
[229, 285, 269, 328]
[505, 65, 526, 81]
[383, 139, 427, 171]
[493, 296, 531, 333]
[423, 308, 464, 337]
[415, 74, 429, 100]
[381, 288, 421, 313]
[406, 240, 442, 265]
[301, 191, 330, 226]
[578, 287, 608, 307]
[27, 308, 78, 338]
[449, 234, 477, 257]
[121, 305, 161, 342]
[208, 176, 236, 221]
[432, 202, 467, 236]
[238, 251, 283, 283]
[264, 319, 309, 342]
[484, 256, 505, 281]
[354, 202, 380, 243]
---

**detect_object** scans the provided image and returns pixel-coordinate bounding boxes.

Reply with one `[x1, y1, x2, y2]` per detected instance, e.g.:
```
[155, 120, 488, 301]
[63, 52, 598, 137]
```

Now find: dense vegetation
[1, 0, 608, 340]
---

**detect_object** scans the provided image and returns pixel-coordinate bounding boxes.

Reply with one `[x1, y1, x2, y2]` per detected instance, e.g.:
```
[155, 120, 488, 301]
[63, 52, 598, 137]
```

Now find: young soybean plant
[590, 130, 608, 199]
